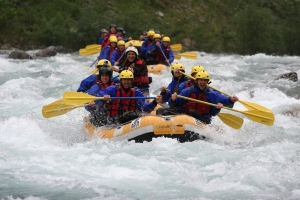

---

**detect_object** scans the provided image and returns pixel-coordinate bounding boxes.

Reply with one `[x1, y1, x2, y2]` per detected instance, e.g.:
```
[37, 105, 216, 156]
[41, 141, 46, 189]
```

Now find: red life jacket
[146, 39, 153, 47]
[101, 33, 118, 47]
[108, 86, 137, 117]
[185, 80, 194, 88]
[183, 86, 210, 114]
[124, 60, 150, 87]
[98, 80, 114, 90]
[108, 46, 116, 60]
[156, 46, 170, 63]
[116, 50, 125, 65]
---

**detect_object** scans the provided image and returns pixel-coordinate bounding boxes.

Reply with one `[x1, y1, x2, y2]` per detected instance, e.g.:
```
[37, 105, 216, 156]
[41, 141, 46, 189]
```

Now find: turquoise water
[0, 51, 300, 200]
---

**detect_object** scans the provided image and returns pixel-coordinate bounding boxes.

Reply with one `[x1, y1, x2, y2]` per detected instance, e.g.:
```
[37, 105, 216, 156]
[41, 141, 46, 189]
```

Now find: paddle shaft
[158, 45, 170, 67]
[90, 59, 98, 68]
[177, 95, 272, 121]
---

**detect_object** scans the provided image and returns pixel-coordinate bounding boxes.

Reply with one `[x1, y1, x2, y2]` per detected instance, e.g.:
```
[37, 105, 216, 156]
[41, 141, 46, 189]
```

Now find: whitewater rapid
[0, 51, 300, 200]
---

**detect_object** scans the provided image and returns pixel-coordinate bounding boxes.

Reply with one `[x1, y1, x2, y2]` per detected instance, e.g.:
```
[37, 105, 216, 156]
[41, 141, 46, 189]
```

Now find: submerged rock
[8, 50, 32, 59]
[275, 72, 298, 82]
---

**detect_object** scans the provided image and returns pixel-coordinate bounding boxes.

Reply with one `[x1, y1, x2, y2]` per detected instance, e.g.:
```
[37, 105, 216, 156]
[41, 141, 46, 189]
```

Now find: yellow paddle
[174, 52, 197, 60]
[164, 89, 243, 129]
[63, 92, 156, 105]
[179, 71, 275, 124]
[217, 113, 244, 129]
[177, 95, 274, 126]
[206, 85, 274, 113]
[86, 44, 101, 49]
[170, 44, 182, 51]
[124, 40, 182, 51]
[42, 100, 86, 118]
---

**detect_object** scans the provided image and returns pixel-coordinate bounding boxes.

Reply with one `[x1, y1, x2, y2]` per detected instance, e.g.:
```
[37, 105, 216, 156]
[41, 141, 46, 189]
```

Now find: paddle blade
[174, 54, 181, 60]
[170, 44, 182, 51]
[218, 113, 243, 129]
[125, 40, 143, 47]
[179, 52, 197, 59]
[86, 44, 100, 49]
[243, 109, 275, 126]
[79, 49, 87, 56]
[42, 100, 82, 118]
[239, 100, 273, 113]
[63, 92, 101, 105]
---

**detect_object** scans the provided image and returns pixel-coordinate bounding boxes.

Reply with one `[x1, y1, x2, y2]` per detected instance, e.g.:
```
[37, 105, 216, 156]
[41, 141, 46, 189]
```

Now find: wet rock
[0, 50, 9, 55]
[275, 72, 298, 82]
[36, 46, 57, 57]
[8, 50, 32, 59]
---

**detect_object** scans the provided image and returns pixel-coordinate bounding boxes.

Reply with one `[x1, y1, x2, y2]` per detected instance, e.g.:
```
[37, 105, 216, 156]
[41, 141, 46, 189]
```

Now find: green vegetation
[1, 0, 300, 55]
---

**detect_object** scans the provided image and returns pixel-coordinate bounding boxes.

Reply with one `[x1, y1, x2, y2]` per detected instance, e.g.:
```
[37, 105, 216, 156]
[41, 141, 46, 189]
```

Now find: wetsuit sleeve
[110, 50, 118, 65]
[77, 74, 97, 92]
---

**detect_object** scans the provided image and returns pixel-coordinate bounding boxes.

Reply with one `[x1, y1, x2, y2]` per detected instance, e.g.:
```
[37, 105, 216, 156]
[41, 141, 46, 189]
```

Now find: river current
[0, 51, 300, 200]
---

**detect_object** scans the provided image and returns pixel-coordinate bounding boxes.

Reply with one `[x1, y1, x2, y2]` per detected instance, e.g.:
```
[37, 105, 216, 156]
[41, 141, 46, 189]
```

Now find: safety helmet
[117, 27, 124, 32]
[195, 70, 210, 80]
[99, 66, 113, 78]
[120, 70, 134, 79]
[153, 34, 161, 39]
[117, 40, 125, 46]
[147, 30, 155, 37]
[126, 46, 138, 56]
[191, 65, 205, 75]
[171, 62, 185, 72]
[109, 36, 118, 43]
[96, 59, 112, 68]
[109, 24, 117, 29]
[162, 37, 170, 42]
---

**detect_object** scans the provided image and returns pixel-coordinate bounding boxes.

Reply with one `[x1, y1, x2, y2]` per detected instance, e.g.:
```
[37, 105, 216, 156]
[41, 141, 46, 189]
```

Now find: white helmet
[126, 46, 138, 56]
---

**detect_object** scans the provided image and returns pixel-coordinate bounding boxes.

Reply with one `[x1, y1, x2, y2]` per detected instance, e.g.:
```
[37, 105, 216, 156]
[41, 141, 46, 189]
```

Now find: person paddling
[97, 70, 158, 125]
[169, 70, 239, 124]
[111, 46, 151, 97]
[77, 59, 118, 93]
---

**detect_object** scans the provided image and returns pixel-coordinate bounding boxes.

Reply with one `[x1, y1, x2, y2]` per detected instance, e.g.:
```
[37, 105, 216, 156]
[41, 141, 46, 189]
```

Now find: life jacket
[124, 60, 150, 87]
[101, 32, 118, 47]
[183, 86, 210, 114]
[156, 46, 171, 63]
[185, 80, 194, 88]
[98, 80, 114, 90]
[108, 86, 137, 117]
[145, 39, 153, 47]
[116, 50, 125, 65]
[108, 46, 116, 60]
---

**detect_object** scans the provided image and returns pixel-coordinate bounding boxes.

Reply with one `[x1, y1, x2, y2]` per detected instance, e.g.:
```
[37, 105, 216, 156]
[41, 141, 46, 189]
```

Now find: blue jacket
[97, 85, 157, 114]
[140, 38, 153, 56]
[77, 74, 119, 93]
[156, 45, 174, 64]
[110, 49, 125, 65]
[98, 46, 110, 60]
[98, 37, 104, 44]
[160, 76, 188, 102]
[145, 41, 161, 59]
[168, 85, 234, 120]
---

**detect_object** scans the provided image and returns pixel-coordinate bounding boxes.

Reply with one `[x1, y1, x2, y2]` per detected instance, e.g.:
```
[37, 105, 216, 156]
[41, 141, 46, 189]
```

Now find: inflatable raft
[147, 64, 168, 74]
[83, 114, 207, 143]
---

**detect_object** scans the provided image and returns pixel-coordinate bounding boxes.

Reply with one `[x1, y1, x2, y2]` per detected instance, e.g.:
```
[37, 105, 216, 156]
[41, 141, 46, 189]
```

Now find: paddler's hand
[114, 61, 119, 66]
[161, 86, 167, 93]
[171, 93, 177, 102]
[216, 103, 224, 109]
[128, 67, 134, 73]
[156, 41, 160, 46]
[230, 95, 239, 103]
[156, 95, 163, 104]
[103, 95, 111, 101]
[128, 37, 132, 41]
[88, 101, 95, 106]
